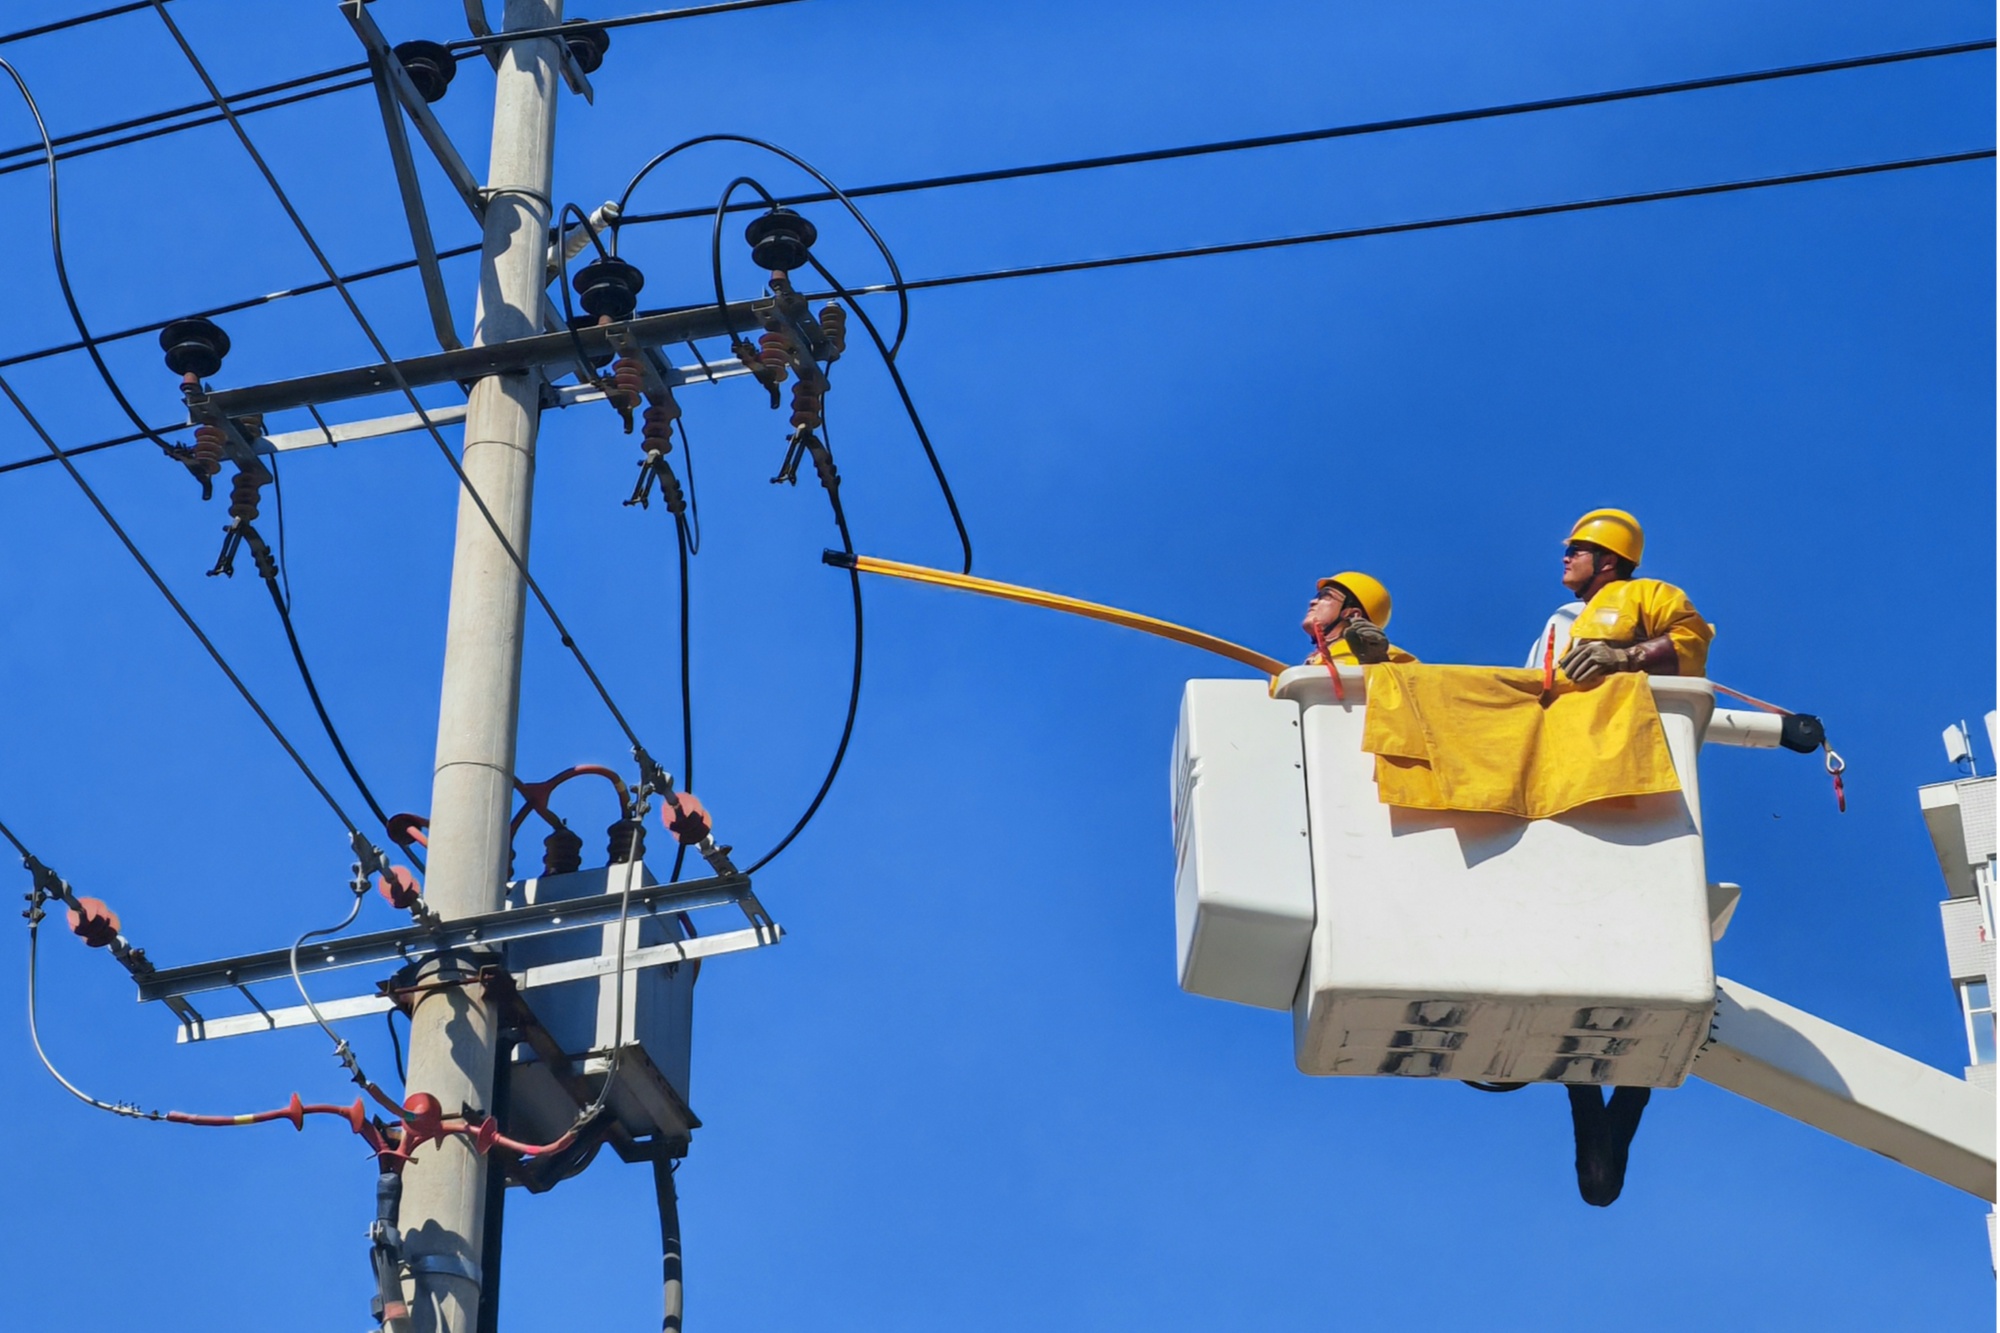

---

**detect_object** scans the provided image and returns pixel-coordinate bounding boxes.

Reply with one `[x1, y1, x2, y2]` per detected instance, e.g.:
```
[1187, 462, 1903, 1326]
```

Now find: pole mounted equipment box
[504, 859, 699, 1157]
[1172, 670, 1720, 1088]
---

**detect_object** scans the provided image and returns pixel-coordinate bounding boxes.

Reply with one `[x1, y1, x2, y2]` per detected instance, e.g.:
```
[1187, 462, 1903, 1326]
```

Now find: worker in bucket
[1537, 508, 1713, 684]
[1301, 572, 1415, 666]
[1534, 508, 1712, 1205]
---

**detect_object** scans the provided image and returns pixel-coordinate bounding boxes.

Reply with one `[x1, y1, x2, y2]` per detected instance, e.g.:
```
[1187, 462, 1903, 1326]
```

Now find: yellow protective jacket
[1567, 577, 1713, 677]
[1305, 638, 1418, 667]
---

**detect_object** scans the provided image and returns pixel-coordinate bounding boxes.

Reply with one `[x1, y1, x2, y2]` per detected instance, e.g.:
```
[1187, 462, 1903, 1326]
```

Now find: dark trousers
[1566, 1084, 1652, 1207]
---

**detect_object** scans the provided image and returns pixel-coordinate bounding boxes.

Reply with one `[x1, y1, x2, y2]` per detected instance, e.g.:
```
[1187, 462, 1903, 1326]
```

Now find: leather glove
[1559, 638, 1635, 685]
[1342, 618, 1391, 665]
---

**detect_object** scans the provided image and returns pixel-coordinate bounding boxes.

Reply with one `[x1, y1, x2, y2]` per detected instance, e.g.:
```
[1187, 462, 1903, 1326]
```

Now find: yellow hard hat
[1317, 571, 1392, 628]
[1566, 508, 1644, 566]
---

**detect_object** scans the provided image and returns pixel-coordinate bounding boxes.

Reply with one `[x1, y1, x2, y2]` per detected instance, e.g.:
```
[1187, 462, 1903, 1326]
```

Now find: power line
[614, 37, 1996, 227]
[0, 2, 164, 49]
[0, 0, 808, 185]
[145, 0, 673, 783]
[0, 371, 367, 839]
[0, 36, 1982, 380]
[844, 147, 1995, 296]
[1, 145, 1987, 478]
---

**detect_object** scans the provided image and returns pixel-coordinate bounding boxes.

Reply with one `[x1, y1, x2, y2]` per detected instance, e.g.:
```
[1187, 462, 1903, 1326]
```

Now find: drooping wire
[261, 576, 420, 872]
[669, 509, 693, 884]
[699, 167, 972, 573]
[743, 404, 862, 875]
[386, 1008, 407, 1085]
[0, 57, 196, 472]
[809, 254, 972, 573]
[0, 56, 384, 862]
[675, 417, 702, 554]
[618, 134, 912, 355]
[0, 375, 365, 837]
[146, 2, 670, 783]
[0, 37, 1987, 393]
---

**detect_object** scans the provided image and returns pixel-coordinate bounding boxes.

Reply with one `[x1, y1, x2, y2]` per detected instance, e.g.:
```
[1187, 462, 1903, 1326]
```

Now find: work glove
[1559, 638, 1635, 685]
[1342, 618, 1391, 665]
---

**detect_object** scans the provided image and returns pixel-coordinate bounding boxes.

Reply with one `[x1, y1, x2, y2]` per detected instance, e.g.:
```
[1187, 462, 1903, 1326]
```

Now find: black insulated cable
[0, 36, 1986, 388]
[612, 36, 1999, 236]
[0, 1, 165, 48]
[0, 148, 1989, 480]
[0, 373, 368, 838]
[146, 1, 670, 781]
[809, 255, 973, 574]
[0, 58, 198, 474]
[744, 407, 862, 876]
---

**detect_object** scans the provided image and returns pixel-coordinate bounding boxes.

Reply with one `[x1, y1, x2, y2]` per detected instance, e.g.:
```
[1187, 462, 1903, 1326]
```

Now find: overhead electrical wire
[142, 1, 674, 790]
[0, 54, 408, 872]
[3, 144, 1983, 487]
[831, 146, 1996, 297]
[0, 58, 202, 474]
[743, 401, 863, 877]
[0, 0, 809, 184]
[0, 1, 165, 49]
[0, 373, 374, 841]
[0, 34, 1982, 387]
[616, 35, 1997, 231]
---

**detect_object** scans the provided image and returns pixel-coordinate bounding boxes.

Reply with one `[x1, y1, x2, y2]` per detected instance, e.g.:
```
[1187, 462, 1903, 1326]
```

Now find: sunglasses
[1563, 544, 1598, 559]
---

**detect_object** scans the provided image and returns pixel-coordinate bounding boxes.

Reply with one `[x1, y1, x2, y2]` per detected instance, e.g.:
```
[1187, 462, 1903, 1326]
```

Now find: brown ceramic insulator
[789, 381, 824, 430]
[609, 355, 645, 411]
[191, 424, 225, 477]
[640, 404, 676, 456]
[817, 303, 846, 359]
[757, 330, 792, 386]
[228, 471, 262, 523]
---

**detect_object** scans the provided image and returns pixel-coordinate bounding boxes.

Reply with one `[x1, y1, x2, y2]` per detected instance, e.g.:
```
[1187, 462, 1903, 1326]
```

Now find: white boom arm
[1695, 977, 1996, 1201]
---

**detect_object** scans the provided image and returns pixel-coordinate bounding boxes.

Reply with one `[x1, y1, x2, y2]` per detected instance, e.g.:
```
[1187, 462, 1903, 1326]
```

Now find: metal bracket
[762, 281, 831, 392]
[344, 2, 486, 219]
[204, 299, 772, 420]
[463, 0, 595, 102]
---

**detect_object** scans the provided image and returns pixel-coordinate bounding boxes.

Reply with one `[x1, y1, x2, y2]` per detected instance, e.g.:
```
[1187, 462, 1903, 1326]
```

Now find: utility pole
[398, 3, 563, 1330]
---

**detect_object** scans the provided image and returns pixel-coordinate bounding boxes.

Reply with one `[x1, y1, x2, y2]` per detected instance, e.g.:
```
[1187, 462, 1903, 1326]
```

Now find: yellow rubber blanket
[1362, 663, 1681, 819]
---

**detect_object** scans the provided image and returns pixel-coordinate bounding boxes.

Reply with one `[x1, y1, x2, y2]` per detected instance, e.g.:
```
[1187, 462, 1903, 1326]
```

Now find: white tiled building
[1919, 756, 1996, 1093]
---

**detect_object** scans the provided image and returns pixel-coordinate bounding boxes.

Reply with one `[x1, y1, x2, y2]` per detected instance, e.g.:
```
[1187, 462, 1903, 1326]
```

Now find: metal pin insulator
[191, 424, 225, 478]
[817, 303, 846, 360]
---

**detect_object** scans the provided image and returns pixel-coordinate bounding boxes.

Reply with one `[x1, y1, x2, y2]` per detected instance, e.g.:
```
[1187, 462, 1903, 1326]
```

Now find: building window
[1962, 980, 1996, 1065]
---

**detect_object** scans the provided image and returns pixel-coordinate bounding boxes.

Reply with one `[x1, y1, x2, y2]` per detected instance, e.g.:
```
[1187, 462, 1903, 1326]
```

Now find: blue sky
[0, 1, 1991, 1329]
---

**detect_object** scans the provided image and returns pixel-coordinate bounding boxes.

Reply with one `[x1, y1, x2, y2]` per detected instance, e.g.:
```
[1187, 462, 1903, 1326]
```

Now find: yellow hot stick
[824, 550, 1289, 677]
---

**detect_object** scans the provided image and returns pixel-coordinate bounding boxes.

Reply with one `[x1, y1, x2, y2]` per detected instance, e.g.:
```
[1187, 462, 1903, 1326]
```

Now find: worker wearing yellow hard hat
[1301, 571, 1417, 667]
[1542, 508, 1713, 685]
[1530, 508, 1713, 1208]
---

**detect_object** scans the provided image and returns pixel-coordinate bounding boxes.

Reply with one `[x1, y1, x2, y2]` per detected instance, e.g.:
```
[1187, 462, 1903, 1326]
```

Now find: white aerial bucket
[1172, 669, 1719, 1088]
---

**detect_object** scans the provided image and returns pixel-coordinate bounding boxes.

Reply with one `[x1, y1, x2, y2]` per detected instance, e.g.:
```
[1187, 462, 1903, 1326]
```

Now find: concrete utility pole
[398, 3, 563, 1330]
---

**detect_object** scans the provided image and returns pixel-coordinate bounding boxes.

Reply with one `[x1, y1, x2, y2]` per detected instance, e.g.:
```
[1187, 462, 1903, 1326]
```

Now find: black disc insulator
[159, 317, 231, 378]
[561, 20, 611, 73]
[393, 40, 459, 103]
[606, 818, 646, 865]
[574, 256, 646, 321]
[745, 208, 818, 272]
[542, 824, 584, 877]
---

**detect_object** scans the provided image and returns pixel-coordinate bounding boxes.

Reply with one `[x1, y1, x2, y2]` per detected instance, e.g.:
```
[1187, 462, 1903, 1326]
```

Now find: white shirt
[1526, 601, 1586, 669]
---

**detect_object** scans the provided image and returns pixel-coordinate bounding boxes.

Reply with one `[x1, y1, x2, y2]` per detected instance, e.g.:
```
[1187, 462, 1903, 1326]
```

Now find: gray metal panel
[1940, 896, 1995, 982]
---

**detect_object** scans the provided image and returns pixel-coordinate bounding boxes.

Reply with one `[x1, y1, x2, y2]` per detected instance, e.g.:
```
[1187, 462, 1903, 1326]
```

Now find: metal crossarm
[136, 871, 757, 1004]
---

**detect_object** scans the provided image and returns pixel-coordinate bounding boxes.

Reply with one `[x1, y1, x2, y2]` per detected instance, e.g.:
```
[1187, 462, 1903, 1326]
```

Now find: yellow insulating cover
[1361, 663, 1682, 820]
